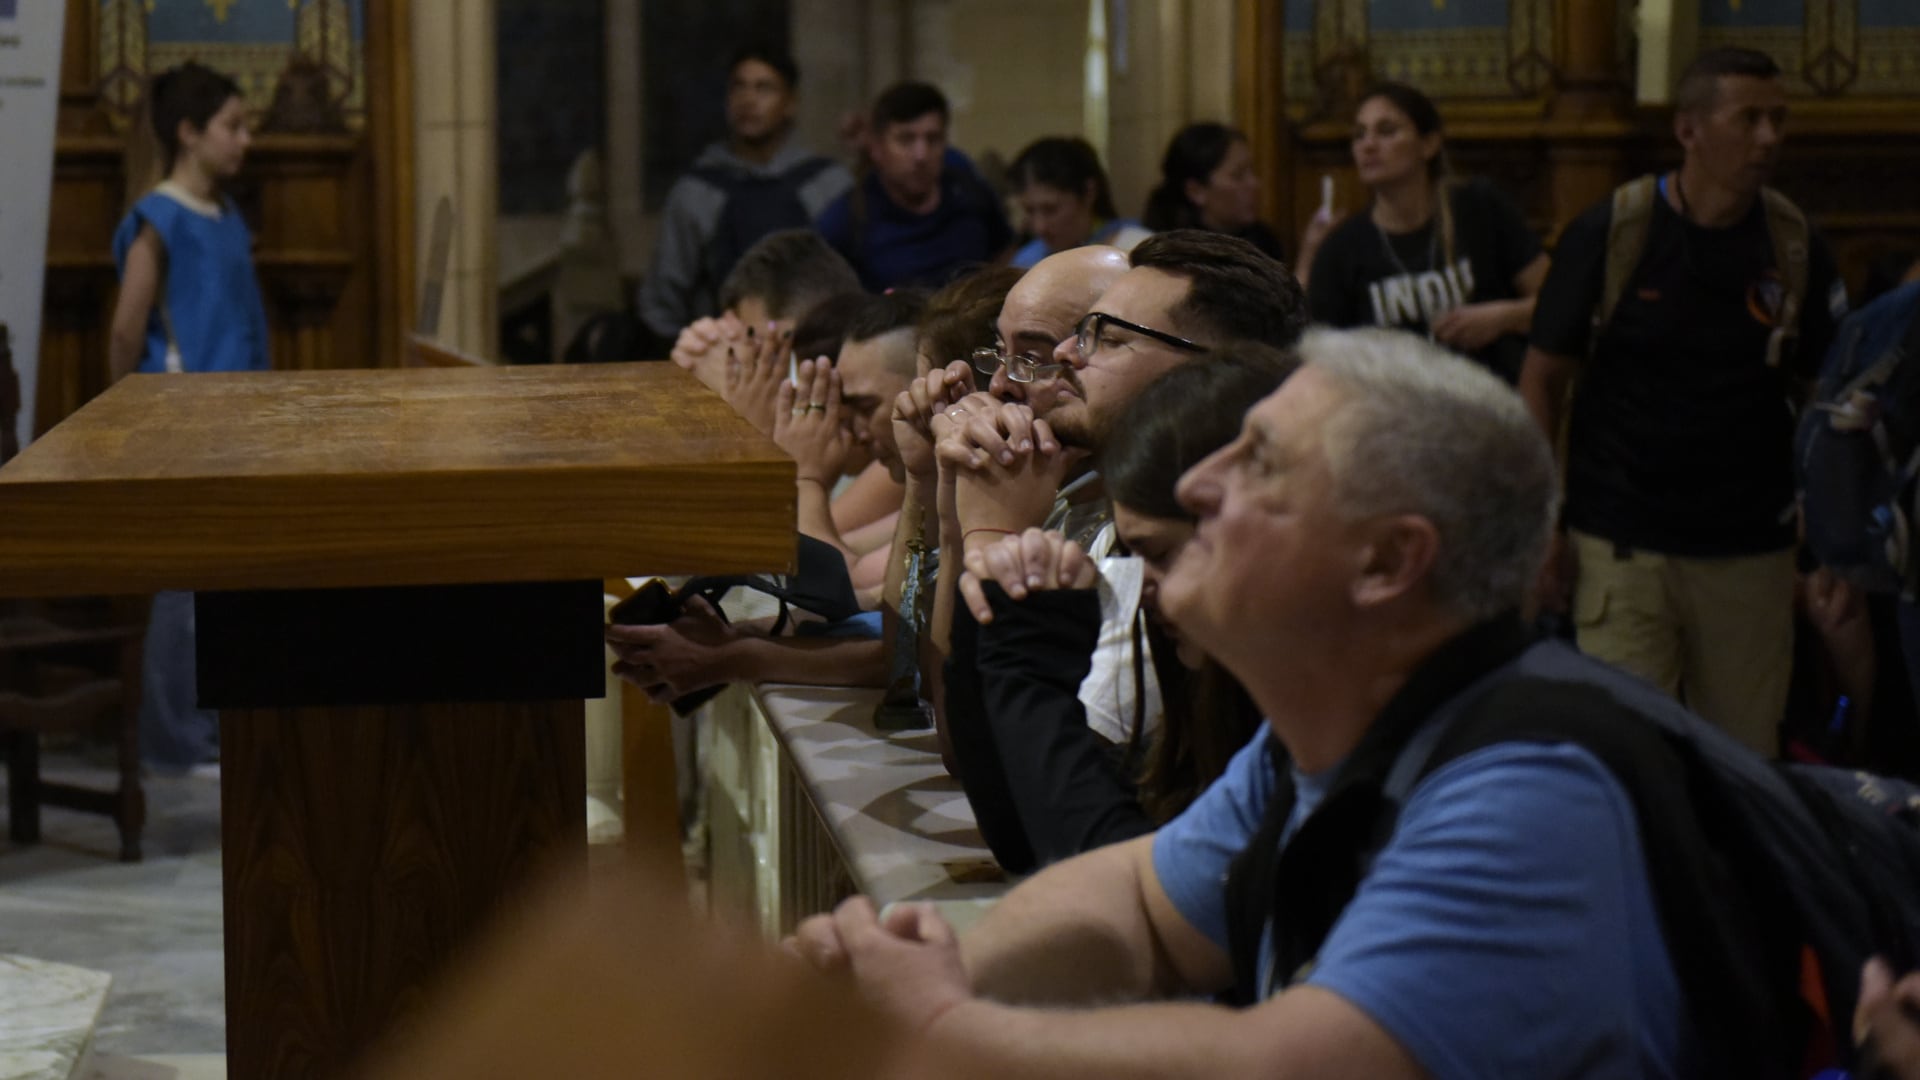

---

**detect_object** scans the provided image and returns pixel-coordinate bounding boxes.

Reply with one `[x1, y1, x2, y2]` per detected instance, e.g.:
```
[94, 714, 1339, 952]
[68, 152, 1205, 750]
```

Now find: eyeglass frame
[970, 345, 1068, 384]
[1073, 311, 1205, 362]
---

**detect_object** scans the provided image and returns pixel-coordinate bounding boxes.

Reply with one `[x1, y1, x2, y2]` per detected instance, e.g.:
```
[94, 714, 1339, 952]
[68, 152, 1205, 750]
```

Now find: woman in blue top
[109, 61, 268, 381]
[108, 62, 267, 774]
[1007, 137, 1151, 269]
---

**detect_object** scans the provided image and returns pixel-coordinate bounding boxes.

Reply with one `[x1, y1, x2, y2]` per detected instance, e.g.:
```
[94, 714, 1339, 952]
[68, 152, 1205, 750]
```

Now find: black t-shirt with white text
[1530, 179, 1846, 557]
[1308, 178, 1542, 381]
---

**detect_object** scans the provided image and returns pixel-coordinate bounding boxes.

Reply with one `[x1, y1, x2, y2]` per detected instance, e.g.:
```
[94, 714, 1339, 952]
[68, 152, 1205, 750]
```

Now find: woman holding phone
[1302, 83, 1547, 383]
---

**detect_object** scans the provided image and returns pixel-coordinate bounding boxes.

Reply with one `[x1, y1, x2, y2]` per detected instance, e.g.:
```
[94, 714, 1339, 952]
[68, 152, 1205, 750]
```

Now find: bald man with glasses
[908, 232, 1305, 834]
[938, 229, 1307, 548]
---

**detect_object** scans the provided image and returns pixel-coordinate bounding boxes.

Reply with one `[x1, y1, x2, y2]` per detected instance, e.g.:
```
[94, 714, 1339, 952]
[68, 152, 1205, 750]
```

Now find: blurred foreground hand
[356, 856, 973, 1080]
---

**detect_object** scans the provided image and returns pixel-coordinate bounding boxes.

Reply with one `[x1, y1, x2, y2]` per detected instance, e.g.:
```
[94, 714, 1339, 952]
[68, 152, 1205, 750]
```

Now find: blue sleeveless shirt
[112, 188, 270, 374]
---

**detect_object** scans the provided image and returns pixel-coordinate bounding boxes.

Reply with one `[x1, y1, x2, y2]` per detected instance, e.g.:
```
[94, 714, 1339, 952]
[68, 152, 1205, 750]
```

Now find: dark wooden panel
[221, 697, 587, 1080]
[197, 580, 606, 709]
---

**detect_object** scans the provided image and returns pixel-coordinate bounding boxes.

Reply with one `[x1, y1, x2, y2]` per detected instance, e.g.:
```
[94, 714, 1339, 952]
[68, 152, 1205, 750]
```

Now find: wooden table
[0, 363, 793, 1078]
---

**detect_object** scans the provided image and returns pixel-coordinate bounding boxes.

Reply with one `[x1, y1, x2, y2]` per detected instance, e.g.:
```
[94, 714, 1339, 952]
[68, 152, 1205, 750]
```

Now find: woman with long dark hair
[1006, 136, 1152, 268]
[1302, 83, 1548, 383]
[1142, 122, 1285, 261]
[944, 346, 1290, 872]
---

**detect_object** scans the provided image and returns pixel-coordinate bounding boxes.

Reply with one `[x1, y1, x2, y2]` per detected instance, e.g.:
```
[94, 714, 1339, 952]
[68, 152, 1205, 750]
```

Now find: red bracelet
[962, 526, 1017, 543]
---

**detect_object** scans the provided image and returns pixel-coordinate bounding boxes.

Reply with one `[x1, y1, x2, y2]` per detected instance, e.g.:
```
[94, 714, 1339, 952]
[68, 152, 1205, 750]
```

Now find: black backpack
[691, 156, 839, 294]
[1224, 630, 1920, 1079]
[1798, 280, 1920, 597]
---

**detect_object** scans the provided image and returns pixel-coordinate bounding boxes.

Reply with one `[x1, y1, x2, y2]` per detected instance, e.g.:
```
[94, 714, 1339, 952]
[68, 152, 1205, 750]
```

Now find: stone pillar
[410, 0, 496, 359]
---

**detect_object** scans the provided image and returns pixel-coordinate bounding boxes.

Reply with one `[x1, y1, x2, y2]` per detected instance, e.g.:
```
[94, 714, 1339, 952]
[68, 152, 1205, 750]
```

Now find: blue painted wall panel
[140, 1, 363, 44]
[1701, 0, 1810, 28]
[1860, 0, 1919, 29]
[1370, 0, 1509, 31]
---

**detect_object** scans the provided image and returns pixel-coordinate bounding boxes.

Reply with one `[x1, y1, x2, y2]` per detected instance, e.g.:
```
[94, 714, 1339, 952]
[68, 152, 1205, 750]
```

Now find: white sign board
[0, 0, 67, 447]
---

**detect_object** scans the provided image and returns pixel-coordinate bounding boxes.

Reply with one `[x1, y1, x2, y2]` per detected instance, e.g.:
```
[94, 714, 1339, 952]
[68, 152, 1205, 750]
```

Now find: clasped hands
[785, 896, 975, 1037]
[921, 381, 1083, 547]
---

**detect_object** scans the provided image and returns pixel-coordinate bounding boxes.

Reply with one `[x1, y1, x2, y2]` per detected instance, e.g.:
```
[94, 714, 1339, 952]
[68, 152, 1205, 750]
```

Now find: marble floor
[0, 748, 225, 1069]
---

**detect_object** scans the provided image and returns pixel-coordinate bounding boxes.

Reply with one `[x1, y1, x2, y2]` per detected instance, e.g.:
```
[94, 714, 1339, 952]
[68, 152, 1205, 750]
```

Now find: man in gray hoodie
[638, 43, 854, 342]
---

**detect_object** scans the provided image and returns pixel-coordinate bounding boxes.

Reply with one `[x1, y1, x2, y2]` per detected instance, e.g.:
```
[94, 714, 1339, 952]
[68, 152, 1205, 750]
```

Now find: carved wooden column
[1547, 0, 1635, 233]
[1235, 0, 1290, 241]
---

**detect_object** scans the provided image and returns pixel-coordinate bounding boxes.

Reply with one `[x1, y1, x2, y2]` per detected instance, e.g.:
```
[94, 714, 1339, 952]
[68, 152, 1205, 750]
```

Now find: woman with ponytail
[1302, 83, 1547, 383]
[1141, 122, 1285, 261]
[108, 62, 268, 775]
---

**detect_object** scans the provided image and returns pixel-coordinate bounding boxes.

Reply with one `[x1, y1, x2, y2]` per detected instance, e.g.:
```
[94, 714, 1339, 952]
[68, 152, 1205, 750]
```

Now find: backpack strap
[1417, 680, 1810, 1080]
[1598, 175, 1659, 336]
[1760, 186, 1811, 369]
[1221, 735, 1295, 1006]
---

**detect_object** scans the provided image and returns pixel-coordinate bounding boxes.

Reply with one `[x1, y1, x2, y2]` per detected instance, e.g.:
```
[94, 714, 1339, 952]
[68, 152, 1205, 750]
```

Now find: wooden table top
[0, 364, 796, 595]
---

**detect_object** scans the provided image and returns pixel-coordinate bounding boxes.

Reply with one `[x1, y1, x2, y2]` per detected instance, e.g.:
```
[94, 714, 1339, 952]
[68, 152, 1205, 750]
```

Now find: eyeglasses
[1074, 312, 1205, 362]
[971, 346, 1067, 384]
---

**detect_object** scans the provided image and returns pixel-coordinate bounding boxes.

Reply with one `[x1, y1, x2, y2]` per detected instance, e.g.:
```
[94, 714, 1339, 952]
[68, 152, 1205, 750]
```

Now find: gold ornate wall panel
[1257, 0, 1920, 293]
[35, 0, 407, 439]
[90, 0, 367, 130]
[1700, 0, 1920, 98]
[1369, 29, 1511, 98]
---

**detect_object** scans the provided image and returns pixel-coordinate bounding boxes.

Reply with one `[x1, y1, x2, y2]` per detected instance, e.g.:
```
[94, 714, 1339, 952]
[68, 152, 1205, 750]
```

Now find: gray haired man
[791, 329, 1738, 1077]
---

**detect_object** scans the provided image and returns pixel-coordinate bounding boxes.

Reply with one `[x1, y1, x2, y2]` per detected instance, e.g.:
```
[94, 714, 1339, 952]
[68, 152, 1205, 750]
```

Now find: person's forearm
[1518, 347, 1571, 444]
[729, 634, 887, 688]
[961, 837, 1172, 1005]
[1500, 296, 1537, 337]
[797, 477, 858, 566]
[844, 510, 902, 558]
[922, 997, 1256, 1080]
[108, 331, 144, 383]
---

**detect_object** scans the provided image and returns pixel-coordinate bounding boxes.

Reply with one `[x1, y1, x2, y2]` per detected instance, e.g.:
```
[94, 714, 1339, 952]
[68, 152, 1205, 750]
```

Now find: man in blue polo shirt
[790, 328, 1714, 1077]
[817, 82, 1012, 292]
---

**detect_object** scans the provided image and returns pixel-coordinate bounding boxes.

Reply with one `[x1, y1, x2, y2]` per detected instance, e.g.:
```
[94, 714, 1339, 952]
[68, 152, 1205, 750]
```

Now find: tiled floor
[0, 750, 225, 1065]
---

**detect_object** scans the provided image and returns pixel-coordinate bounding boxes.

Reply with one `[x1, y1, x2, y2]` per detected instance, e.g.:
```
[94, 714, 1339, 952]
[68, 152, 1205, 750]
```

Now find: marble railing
[699, 682, 1008, 940]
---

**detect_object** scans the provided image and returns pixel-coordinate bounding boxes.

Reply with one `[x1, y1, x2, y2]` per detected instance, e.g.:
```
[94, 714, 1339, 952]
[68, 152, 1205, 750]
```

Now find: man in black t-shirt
[1519, 48, 1849, 755]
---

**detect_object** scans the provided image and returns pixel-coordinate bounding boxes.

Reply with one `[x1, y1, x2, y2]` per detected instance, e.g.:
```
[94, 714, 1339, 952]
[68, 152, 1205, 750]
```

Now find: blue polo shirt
[1152, 728, 1701, 1080]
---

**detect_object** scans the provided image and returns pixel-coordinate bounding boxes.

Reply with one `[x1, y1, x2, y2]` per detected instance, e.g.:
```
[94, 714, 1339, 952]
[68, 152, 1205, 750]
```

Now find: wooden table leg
[621, 688, 681, 863]
[198, 581, 602, 1080]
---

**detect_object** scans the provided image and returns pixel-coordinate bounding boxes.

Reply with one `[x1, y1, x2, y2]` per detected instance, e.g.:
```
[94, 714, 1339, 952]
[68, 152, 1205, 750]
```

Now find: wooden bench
[0, 321, 146, 861]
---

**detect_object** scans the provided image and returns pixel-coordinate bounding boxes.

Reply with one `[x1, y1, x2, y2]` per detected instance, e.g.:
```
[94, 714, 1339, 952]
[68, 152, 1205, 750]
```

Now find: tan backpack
[1597, 174, 1811, 368]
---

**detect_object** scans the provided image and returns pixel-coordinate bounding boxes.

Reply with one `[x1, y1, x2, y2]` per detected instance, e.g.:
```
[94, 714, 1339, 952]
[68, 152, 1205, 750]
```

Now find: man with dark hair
[938, 227, 1307, 553]
[816, 82, 1012, 292]
[1031, 229, 1308, 452]
[639, 43, 853, 342]
[1519, 46, 1849, 754]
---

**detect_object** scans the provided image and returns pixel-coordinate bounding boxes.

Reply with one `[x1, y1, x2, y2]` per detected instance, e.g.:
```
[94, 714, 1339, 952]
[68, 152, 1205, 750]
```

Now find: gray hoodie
[637, 139, 854, 339]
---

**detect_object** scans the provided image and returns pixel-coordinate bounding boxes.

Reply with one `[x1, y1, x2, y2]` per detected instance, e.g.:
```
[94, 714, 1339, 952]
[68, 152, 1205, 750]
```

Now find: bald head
[996, 246, 1129, 366]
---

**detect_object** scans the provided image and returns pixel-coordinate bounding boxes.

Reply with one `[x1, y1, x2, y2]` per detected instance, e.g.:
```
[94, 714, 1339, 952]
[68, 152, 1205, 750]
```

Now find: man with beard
[937, 229, 1308, 550]
[790, 329, 1692, 1077]
[919, 230, 1305, 832]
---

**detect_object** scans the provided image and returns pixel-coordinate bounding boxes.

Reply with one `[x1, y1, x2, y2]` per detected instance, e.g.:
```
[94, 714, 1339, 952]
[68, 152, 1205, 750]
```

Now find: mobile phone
[1320, 174, 1335, 216]
[609, 579, 681, 626]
